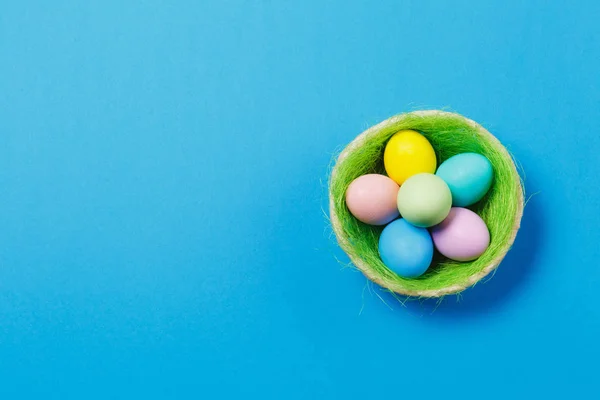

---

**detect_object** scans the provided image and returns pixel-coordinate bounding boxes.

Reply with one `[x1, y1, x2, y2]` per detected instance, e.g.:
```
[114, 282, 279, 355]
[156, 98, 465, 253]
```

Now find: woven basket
[329, 110, 524, 297]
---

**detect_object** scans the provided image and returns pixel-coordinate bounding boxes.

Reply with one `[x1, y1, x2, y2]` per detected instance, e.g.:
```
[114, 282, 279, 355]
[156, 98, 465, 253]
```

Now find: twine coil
[329, 110, 524, 297]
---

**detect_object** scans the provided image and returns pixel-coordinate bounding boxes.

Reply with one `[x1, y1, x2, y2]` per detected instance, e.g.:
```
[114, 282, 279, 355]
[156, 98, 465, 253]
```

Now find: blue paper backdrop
[1, 1, 598, 398]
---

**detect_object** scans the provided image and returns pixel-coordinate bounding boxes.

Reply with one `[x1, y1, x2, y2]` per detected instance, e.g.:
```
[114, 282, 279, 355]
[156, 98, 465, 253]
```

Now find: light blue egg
[378, 219, 433, 278]
[436, 153, 493, 207]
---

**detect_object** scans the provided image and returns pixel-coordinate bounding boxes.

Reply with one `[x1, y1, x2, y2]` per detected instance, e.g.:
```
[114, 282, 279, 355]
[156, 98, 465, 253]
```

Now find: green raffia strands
[329, 111, 524, 297]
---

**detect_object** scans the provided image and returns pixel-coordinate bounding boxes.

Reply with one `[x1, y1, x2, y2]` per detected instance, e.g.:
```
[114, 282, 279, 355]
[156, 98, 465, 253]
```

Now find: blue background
[1, 1, 598, 398]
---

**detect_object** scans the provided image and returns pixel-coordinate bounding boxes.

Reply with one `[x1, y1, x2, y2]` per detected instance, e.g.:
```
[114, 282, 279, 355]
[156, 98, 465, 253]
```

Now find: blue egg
[378, 219, 433, 278]
[436, 153, 494, 207]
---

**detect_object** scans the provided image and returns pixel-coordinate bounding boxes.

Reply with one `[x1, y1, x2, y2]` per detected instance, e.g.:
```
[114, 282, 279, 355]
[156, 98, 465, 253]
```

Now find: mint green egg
[397, 173, 452, 228]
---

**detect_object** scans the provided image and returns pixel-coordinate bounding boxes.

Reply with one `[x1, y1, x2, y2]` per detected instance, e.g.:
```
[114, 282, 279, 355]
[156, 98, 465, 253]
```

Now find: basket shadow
[395, 194, 543, 319]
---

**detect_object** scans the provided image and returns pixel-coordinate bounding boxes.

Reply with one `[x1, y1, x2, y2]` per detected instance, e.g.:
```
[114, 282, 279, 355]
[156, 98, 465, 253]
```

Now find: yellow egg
[384, 130, 437, 185]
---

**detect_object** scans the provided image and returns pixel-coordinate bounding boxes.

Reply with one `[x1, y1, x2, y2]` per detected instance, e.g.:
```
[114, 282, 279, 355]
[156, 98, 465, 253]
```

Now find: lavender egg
[430, 207, 490, 261]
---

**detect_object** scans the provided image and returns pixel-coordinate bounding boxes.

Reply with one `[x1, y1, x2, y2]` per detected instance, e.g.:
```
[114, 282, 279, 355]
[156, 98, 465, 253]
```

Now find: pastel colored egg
[378, 219, 433, 278]
[436, 152, 494, 207]
[345, 174, 400, 225]
[397, 173, 452, 228]
[384, 130, 437, 185]
[431, 207, 490, 261]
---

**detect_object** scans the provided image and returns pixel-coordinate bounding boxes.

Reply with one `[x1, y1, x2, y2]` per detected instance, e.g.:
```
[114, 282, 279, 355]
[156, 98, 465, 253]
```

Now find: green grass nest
[329, 110, 524, 297]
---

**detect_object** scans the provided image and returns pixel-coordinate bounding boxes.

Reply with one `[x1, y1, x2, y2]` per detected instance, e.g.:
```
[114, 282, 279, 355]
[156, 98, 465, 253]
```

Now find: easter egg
[436, 153, 494, 207]
[378, 218, 433, 278]
[384, 130, 437, 185]
[345, 174, 400, 225]
[431, 207, 490, 261]
[396, 173, 452, 228]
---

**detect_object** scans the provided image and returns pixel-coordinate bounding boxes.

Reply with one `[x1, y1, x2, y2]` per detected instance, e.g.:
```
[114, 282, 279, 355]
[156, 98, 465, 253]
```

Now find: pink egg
[345, 174, 400, 225]
[430, 207, 490, 261]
